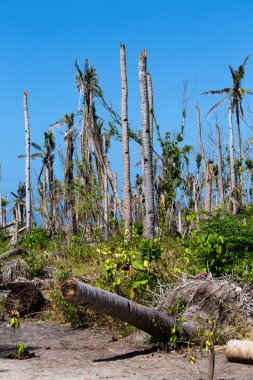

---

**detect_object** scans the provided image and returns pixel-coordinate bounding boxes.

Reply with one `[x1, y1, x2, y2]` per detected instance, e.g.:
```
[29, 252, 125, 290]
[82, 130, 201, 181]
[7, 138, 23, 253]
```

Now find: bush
[183, 212, 253, 280]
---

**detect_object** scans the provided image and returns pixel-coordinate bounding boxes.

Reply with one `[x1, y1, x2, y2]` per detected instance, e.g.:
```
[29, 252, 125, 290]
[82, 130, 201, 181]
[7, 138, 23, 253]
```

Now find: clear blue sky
[1, 0, 253, 215]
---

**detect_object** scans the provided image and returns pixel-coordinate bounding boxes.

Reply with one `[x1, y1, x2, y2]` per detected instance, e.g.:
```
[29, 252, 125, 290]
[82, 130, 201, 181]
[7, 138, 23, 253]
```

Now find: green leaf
[131, 279, 149, 289]
[132, 261, 144, 271]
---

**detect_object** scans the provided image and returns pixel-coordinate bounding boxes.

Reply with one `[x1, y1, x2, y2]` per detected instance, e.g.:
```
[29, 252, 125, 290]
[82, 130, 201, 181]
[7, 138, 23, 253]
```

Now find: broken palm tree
[61, 278, 253, 342]
[61, 279, 196, 340]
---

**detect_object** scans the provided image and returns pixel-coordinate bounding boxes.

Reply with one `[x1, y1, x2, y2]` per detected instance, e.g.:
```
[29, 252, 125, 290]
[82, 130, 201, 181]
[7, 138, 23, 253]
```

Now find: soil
[0, 320, 252, 380]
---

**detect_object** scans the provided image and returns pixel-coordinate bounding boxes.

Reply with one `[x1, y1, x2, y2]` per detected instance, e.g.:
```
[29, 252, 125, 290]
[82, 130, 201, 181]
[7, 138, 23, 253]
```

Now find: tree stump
[5, 282, 46, 316]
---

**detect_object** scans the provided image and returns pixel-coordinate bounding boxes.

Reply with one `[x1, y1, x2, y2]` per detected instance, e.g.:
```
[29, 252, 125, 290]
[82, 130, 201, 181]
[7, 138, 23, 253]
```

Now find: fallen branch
[0, 247, 28, 262]
[61, 279, 196, 340]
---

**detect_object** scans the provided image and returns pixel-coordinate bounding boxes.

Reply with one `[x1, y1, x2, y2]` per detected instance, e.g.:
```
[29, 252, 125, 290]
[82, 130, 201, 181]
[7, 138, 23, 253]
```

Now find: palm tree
[31, 131, 56, 231]
[11, 182, 26, 224]
[61, 279, 196, 340]
[120, 44, 132, 240]
[203, 56, 252, 213]
[215, 123, 224, 206]
[64, 113, 77, 235]
[23, 90, 32, 235]
[205, 160, 214, 213]
[139, 50, 155, 239]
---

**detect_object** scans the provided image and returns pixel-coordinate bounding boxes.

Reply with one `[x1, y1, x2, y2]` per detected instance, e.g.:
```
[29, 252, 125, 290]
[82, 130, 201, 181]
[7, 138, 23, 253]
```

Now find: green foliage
[21, 227, 50, 251]
[183, 212, 253, 279]
[25, 253, 49, 278]
[9, 310, 20, 329]
[16, 342, 27, 358]
[53, 291, 87, 328]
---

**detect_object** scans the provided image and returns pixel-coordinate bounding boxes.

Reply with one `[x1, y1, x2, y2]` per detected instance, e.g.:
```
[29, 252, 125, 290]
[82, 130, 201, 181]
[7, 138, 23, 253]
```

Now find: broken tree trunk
[61, 279, 196, 340]
[0, 247, 28, 262]
[226, 340, 253, 364]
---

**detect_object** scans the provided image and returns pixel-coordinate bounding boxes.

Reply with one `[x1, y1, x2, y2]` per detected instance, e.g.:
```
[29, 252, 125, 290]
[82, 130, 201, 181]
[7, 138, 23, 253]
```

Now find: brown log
[0, 247, 28, 262]
[226, 340, 253, 364]
[61, 279, 196, 340]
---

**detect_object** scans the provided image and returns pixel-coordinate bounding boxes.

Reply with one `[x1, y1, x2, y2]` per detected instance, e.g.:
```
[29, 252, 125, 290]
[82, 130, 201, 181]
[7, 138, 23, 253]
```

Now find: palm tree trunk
[0, 164, 2, 226]
[102, 135, 109, 240]
[196, 103, 206, 177]
[228, 93, 237, 213]
[23, 90, 32, 235]
[61, 279, 196, 340]
[139, 50, 155, 239]
[205, 161, 214, 213]
[215, 123, 224, 206]
[120, 44, 132, 240]
[147, 72, 153, 146]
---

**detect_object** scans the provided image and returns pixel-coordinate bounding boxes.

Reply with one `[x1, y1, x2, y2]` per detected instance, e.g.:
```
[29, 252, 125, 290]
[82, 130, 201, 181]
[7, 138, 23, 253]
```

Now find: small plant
[53, 291, 87, 328]
[16, 342, 27, 358]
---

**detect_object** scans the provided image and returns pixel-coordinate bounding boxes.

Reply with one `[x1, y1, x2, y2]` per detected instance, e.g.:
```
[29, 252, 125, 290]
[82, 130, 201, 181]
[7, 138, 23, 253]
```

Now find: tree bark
[61, 279, 196, 340]
[196, 103, 206, 177]
[215, 123, 224, 206]
[139, 50, 155, 239]
[23, 90, 32, 235]
[205, 161, 214, 213]
[120, 44, 132, 240]
[228, 93, 237, 214]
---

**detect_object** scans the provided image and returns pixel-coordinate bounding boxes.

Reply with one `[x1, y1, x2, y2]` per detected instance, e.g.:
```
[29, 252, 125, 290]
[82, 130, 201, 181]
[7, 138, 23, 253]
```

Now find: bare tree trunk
[215, 123, 224, 206]
[23, 90, 32, 235]
[147, 72, 153, 146]
[228, 93, 237, 214]
[61, 279, 196, 339]
[196, 103, 206, 177]
[139, 50, 155, 239]
[120, 44, 132, 240]
[205, 161, 214, 213]
[0, 164, 2, 226]
[102, 135, 109, 241]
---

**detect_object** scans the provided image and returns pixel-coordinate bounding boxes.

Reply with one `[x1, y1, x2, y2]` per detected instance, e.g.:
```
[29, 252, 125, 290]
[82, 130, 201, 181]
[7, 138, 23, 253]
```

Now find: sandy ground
[0, 320, 252, 380]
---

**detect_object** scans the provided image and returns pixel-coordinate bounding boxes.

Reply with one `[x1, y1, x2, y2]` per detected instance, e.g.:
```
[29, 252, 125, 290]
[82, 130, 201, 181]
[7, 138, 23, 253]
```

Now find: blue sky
[1, 0, 253, 214]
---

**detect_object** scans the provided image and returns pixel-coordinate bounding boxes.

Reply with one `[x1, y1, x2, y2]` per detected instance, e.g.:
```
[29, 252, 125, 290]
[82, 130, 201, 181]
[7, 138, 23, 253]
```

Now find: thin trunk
[120, 43, 132, 240]
[139, 50, 155, 239]
[147, 72, 153, 146]
[23, 90, 32, 235]
[205, 161, 214, 213]
[215, 123, 224, 206]
[228, 93, 237, 214]
[196, 103, 206, 176]
[61, 279, 196, 340]
[0, 164, 2, 226]
[102, 135, 109, 241]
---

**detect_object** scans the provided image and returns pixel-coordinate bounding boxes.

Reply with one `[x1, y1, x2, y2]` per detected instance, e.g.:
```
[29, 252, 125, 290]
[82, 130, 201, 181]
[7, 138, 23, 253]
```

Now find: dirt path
[0, 320, 252, 380]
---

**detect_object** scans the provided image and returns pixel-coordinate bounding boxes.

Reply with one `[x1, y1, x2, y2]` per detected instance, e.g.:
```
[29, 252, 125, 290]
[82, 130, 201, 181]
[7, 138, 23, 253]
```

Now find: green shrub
[183, 212, 253, 280]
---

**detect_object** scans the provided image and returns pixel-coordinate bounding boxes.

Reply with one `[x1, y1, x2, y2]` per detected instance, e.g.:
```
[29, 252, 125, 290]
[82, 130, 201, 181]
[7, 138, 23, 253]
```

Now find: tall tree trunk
[147, 72, 153, 146]
[102, 135, 109, 241]
[205, 161, 214, 213]
[120, 43, 132, 240]
[23, 90, 32, 235]
[139, 50, 155, 239]
[61, 279, 195, 340]
[196, 103, 206, 177]
[228, 93, 237, 214]
[215, 123, 224, 206]
[0, 164, 2, 226]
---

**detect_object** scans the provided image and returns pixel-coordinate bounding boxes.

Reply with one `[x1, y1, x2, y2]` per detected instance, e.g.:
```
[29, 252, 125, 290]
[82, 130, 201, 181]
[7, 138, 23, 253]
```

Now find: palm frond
[205, 96, 227, 121]
[31, 142, 42, 151]
[202, 88, 230, 95]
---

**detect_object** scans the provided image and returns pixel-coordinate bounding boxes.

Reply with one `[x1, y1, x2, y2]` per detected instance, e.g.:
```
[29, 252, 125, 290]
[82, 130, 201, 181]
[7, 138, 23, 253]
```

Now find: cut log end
[226, 340, 253, 364]
[61, 279, 79, 303]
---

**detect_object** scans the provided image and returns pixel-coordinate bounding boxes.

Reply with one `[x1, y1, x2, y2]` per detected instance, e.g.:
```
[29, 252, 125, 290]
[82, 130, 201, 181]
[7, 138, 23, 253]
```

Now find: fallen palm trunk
[61, 279, 196, 340]
[0, 247, 28, 262]
[226, 340, 253, 364]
